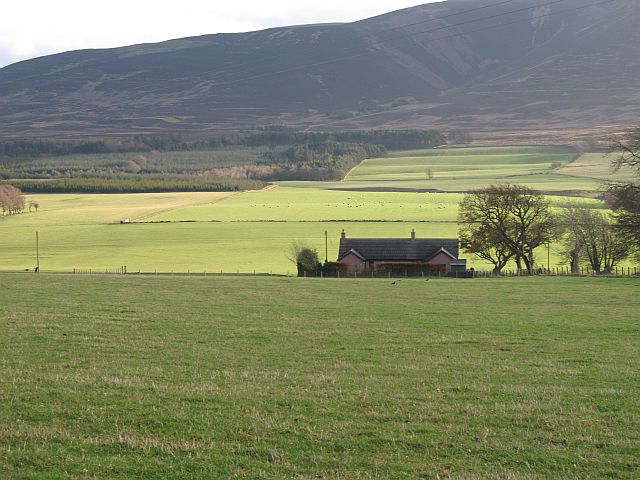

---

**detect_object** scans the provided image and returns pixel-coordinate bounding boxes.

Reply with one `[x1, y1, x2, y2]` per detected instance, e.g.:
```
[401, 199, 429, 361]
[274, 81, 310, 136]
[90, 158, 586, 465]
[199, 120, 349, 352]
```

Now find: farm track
[130, 195, 236, 222]
[129, 185, 278, 222]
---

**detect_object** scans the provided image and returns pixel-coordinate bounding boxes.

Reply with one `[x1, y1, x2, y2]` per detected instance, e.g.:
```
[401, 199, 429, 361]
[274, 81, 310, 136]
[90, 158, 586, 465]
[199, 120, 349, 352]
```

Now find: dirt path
[342, 160, 367, 182]
[130, 192, 237, 222]
[249, 184, 279, 193]
[131, 185, 279, 222]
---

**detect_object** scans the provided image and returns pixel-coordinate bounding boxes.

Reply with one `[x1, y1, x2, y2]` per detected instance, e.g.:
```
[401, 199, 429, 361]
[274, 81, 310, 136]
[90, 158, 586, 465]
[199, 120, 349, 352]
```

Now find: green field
[0, 188, 605, 273]
[1, 274, 638, 478]
[0, 147, 631, 273]
[285, 147, 622, 195]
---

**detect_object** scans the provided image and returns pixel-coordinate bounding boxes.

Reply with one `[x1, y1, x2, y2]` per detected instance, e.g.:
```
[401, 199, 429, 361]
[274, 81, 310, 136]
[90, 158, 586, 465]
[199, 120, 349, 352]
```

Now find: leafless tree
[459, 224, 513, 274]
[571, 208, 630, 274]
[426, 168, 434, 180]
[609, 128, 640, 253]
[458, 185, 557, 274]
[0, 185, 26, 216]
[559, 205, 586, 273]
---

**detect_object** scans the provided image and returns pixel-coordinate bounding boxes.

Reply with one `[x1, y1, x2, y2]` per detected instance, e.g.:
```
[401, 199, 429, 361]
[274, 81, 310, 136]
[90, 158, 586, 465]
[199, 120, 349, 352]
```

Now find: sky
[0, 1, 437, 68]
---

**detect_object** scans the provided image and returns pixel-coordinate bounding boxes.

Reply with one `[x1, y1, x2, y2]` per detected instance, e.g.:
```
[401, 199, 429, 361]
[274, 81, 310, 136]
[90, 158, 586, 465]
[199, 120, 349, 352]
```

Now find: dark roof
[338, 238, 459, 261]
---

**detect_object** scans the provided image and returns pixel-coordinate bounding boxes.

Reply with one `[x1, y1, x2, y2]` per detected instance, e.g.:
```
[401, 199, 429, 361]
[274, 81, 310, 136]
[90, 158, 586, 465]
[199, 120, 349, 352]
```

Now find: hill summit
[0, 0, 639, 137]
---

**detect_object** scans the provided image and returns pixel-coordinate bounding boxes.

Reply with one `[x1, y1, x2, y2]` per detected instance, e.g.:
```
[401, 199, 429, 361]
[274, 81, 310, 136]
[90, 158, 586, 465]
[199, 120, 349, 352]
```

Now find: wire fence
[2, 266, 639, 278]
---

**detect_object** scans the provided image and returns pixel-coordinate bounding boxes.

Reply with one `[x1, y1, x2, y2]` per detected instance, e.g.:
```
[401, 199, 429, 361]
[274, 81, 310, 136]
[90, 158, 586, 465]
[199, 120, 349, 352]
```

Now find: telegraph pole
[547, 240, 551, 273]
[36, 231, 40, 273]
[325, 230, 328, 263]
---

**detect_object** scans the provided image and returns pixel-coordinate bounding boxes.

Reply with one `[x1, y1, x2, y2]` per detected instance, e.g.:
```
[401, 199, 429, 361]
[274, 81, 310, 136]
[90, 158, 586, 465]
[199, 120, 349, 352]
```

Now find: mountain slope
[0, 0, 638, 137]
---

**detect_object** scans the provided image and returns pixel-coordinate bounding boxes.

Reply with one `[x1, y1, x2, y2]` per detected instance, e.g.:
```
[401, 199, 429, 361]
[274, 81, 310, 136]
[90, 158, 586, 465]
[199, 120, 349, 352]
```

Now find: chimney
[341, 229, 346, 239]
[411, 229, 416, 240]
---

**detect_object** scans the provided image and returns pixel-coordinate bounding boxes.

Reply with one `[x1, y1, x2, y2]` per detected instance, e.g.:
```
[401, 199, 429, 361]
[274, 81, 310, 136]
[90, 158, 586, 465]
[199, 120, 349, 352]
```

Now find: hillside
[0, 0, 638, 137]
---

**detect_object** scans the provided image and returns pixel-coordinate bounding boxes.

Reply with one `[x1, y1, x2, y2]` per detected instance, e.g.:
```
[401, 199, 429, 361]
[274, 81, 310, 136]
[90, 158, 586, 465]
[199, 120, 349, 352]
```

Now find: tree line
[1, 140, 387, 186]
[459, 131, 640, 274]
[245, 126, 447, 150]
[2, 176, 264, 194]
[0, 128, 446, 160]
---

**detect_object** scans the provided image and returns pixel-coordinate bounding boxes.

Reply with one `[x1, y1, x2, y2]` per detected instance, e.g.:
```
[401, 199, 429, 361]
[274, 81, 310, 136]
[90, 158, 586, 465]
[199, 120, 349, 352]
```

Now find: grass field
[0, 188, 605, 273]
[0, 146, 631, 273]
[0, 274, 638, 479]
[284, 147, 621, 195]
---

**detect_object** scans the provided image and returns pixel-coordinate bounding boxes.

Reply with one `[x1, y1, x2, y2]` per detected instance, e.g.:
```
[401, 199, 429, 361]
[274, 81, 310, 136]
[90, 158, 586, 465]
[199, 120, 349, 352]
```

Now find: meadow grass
[334, 147, 613, 195]
[0, 274, 638, 479]
[557, 153, 633, 182]
[0, 146, 628, 273]
[0, 189, 606, 273]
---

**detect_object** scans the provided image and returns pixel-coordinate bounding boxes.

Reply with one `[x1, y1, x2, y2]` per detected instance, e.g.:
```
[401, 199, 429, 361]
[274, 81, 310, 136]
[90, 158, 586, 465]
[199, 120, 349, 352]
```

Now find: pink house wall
[339, 251, 456, 274]
[340, 252, 367, 275]
[426, 251, 456, 272]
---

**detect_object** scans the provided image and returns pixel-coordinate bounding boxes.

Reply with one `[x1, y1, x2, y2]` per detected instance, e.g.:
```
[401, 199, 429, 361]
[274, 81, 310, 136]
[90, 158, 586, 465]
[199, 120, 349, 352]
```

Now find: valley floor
[0, 147, 633, 273]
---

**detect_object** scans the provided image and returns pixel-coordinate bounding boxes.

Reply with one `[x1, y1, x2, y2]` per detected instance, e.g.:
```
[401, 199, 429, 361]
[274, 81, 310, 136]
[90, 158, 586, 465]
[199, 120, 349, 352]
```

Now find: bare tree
[459, 224, 513, 274]
[613, 126, 640, 169]
[458, 185, 557, 274]
[609, 128, 640, 253]
[559, 205, 585, 274]
[426, 168, 434, 180]
[0, 185, 25, 216]
[572, 209, 630, 274]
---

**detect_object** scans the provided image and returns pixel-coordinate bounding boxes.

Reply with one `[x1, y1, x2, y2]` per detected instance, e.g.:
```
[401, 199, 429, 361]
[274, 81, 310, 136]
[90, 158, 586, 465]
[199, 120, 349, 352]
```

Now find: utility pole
[325, 230, 328, 263]
[547, 240, 551, 273]
[36, 231, 40, 273]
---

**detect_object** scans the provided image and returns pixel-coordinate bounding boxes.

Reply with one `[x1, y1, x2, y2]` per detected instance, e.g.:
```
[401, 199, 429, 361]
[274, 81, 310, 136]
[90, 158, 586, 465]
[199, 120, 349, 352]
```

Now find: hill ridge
[0, 0, 638, 137]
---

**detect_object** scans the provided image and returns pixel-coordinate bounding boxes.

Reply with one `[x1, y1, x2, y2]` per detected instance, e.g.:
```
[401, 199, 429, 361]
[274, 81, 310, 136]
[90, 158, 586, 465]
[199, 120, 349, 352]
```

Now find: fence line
[3, 266, 638, 278]
[67, 266, 639, 278]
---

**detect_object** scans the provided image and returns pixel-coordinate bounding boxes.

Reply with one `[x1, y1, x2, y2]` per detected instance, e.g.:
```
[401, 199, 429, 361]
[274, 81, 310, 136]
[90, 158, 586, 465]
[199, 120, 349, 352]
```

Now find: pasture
[0, 188, 604, 273]
[286, 147, 617, 195]
[0, 146, 630, 273]
[0, 274, 638, 478]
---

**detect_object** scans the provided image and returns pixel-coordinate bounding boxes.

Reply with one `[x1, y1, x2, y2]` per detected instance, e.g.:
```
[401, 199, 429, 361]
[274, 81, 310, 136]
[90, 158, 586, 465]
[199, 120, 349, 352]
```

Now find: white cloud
[0, 1, 430, 67]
